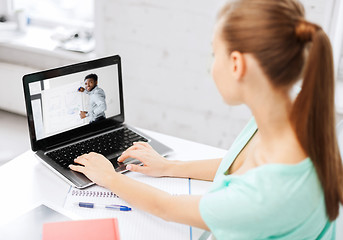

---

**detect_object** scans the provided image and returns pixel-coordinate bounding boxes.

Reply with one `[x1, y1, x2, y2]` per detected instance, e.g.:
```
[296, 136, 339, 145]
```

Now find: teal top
[199, 118, 335, 240]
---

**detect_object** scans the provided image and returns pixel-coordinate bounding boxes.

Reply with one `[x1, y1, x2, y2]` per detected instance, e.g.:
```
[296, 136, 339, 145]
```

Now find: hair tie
[295, 20, 317, 42]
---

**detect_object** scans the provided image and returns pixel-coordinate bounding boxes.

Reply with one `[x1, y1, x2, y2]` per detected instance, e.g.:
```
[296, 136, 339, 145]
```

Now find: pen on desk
[75, 202, 132, 211]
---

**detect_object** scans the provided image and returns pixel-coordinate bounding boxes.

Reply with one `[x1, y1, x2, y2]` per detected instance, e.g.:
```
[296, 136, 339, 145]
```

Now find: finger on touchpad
[115, 164, 127, 172]
[123, 158, 142, 165]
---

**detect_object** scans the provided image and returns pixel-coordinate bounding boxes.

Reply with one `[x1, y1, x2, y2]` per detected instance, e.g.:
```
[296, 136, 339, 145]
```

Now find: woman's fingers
[69, 154, 90, 172]
[71, 152, 100, 169]
[118, 149, 146, 163]
[117, 145, 138, 162]
[115, 143, 167, 177]
[73, 154, 89, 166]
[69, 152, 116, 188]
[118, 142, 151, 162]
[126, 164, 148, 174]
[69, 164, 85, 173]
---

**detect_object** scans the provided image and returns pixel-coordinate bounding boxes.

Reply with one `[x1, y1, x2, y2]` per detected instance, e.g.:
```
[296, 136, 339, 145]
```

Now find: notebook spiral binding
[71, 190, 119, 198]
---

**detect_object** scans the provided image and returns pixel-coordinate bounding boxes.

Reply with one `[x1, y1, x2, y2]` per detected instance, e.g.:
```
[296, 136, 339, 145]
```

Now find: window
[11, 0, 94, 29]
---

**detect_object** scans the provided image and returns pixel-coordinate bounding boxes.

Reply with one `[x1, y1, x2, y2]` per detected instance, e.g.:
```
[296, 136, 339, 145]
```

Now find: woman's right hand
[117, 142, 171, 177]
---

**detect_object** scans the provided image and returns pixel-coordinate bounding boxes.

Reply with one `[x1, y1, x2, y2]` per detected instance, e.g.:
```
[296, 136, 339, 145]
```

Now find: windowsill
[0, 22, 96, 69]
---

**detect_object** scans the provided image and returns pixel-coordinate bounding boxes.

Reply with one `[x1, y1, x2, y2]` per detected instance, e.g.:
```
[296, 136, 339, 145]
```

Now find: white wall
[94, 0, 252, 149]
[93, 0, 336, 149]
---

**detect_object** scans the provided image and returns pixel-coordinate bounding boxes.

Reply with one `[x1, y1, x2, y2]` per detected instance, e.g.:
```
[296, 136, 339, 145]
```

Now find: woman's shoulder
[236, 158, 322, 202]
[209, 158, 324, 220]
[200, 158, 328, 239]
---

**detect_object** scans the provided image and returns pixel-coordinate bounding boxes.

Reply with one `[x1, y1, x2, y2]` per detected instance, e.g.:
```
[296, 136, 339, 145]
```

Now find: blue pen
[76, 202, 132, 211]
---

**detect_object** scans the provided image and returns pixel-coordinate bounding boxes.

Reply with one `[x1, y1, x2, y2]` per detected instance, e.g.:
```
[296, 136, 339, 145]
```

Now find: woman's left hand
[69, 152, 116, 188]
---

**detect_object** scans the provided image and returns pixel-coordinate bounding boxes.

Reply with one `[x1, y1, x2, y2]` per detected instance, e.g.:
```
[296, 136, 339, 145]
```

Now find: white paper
[64, 173, 190, 240]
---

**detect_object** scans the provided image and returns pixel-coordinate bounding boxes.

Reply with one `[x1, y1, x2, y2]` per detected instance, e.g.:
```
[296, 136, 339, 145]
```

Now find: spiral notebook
[64, 172, 190, 240]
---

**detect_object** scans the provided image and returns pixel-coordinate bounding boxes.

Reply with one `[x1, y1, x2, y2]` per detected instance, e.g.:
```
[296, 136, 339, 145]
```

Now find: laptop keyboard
[46, 127, 148, 169]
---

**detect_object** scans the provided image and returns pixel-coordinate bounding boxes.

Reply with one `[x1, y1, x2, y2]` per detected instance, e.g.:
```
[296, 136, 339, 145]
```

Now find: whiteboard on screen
[41, 81, 88, 137]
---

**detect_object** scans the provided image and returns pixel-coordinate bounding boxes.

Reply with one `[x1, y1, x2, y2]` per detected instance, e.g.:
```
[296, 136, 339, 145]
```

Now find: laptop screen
[23, 55, 124, 148]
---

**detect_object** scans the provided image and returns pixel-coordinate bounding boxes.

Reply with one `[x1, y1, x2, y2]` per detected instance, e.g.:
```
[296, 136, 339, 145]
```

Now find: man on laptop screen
[78, 73, 107, 124]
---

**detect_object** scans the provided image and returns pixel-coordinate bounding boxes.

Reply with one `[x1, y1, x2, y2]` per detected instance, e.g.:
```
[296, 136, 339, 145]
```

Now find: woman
[70, 0, 343, 238]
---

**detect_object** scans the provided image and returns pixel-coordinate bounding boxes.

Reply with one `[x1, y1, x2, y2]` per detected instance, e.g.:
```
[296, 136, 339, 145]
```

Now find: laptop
[23, 55, 173, 188]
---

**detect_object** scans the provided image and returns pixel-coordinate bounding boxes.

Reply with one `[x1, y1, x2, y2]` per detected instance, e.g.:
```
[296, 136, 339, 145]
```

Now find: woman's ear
[230, 51, 246, 82]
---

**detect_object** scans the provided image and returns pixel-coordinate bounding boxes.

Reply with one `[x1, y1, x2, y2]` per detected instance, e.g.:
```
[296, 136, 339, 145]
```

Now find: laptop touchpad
[107, 156, 142, 173]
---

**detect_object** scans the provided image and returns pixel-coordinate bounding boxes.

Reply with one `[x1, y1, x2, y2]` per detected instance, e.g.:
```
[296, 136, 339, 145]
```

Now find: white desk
[0, 129, 227, 239]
